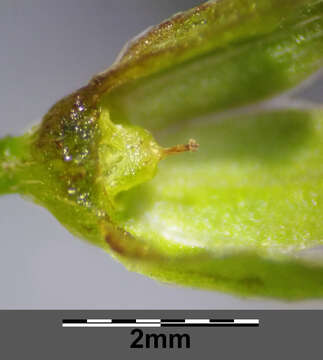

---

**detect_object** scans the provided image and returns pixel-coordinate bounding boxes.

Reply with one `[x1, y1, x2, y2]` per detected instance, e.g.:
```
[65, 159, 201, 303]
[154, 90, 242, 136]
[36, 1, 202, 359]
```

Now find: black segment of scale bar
[161, 319, 185, 323]
[209, 319, 235, 322]
[62, 319, 87, 324]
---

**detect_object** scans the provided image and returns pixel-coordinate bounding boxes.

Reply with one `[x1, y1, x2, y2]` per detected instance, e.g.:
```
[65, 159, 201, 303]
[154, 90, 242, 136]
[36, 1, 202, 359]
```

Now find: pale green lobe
[1, 0, 323, 299]
[101, 0, 323, 129]
[96, 0, 322, 91]
[109, 108, 323, 299]
[116, 109, 323, 257]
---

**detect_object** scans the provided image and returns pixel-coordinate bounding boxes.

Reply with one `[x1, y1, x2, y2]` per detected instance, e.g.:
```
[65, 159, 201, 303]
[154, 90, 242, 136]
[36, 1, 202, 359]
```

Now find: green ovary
[97, 108, 163, 207]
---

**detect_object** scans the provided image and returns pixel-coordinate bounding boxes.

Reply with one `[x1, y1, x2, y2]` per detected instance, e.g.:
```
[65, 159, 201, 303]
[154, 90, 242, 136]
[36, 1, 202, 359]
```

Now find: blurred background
[1, 0, 323, 309]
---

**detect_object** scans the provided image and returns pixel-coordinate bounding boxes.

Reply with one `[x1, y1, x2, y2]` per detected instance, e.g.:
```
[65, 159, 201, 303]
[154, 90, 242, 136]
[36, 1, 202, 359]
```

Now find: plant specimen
[1, 0, 323, 299]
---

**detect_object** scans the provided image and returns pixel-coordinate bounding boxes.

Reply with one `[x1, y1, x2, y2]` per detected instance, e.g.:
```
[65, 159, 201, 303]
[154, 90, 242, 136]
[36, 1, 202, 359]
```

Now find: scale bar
[62, 318, 259, 328]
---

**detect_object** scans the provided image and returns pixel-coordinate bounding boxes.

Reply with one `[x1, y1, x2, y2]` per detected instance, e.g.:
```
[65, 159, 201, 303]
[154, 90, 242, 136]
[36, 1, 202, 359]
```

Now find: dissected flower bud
[1, 0, 323, 299]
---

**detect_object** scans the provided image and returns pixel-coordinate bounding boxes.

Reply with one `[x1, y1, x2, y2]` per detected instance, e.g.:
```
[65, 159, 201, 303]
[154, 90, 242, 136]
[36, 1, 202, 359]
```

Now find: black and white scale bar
[62, 318, 259, 328]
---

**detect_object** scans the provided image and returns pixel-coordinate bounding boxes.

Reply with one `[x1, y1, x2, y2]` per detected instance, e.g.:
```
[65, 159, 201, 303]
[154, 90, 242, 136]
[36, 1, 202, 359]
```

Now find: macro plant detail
[1, 0, 323, 298]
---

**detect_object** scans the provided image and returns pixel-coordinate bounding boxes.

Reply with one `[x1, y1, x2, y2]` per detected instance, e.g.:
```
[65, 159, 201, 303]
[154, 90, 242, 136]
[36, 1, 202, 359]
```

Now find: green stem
[0, 135, 32, 195]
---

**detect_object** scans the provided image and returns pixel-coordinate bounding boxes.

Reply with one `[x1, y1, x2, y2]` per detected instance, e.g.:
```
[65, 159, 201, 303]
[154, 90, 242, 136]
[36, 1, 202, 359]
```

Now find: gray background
[1, 311, 320, 359]
[1, 0, 323, 309]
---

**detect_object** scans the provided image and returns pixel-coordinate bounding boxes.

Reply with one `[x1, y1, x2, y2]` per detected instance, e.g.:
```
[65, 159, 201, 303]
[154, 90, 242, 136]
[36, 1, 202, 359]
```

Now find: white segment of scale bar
[63, 323, 161, 328]
[185, 319, 210, 324]
[234, 319, 259, 324]
[136, 319, 161, 323]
